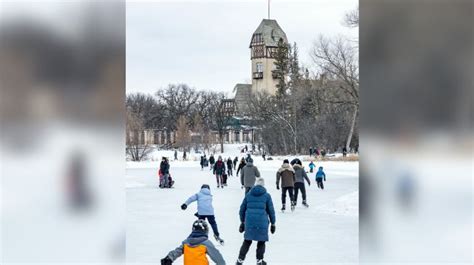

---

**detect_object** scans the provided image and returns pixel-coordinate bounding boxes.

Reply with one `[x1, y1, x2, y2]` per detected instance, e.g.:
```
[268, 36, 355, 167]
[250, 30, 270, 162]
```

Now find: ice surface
[126, 146, 358, 264]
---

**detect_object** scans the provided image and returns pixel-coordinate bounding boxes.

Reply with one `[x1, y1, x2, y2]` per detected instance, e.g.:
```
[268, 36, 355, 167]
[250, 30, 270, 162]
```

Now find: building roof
[233, 83, 252, 115]
[249, 19, 288, 48]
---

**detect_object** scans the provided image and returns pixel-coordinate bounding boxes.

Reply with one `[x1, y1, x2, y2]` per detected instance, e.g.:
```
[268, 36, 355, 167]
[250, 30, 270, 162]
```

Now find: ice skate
[291, 201, 296, 212]
[257, 259, 267, 265]
[281, 203, 286, 212]
[236, 258, 244, 265]
[214, 234, 224, 245]
[302, 200, 309, 208]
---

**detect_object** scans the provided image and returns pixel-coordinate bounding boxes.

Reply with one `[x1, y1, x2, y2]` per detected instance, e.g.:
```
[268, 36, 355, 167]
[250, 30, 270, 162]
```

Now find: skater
[292, 159, 311, 207]
[159, 157, 171, 188]
[160, 219, 226, 265]
[183, 150, 187, 160]
[213, 156, 226, 188]
[236, 157, 246, 176]
[309, 147, 313, 157]
[308, 161, 316, 173]
[276, 159, 296, 212]
[174, 150, 178, 161]
[236, 177, 275, 265]
[342, 146, 347, 157]
[226, 157, 233, 176]
[181, 184, 224, 245]
[240, 157, 261, 194]
[200, 155, 205, 170]
[315, 166, 326, 190]
[233, 156, 238, 169]
[209, 154, 215, 171]
[262, 150, 266, 161]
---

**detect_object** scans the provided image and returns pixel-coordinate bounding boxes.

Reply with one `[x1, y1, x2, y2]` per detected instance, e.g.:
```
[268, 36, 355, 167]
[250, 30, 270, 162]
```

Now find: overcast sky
[126, 0, 358, 95]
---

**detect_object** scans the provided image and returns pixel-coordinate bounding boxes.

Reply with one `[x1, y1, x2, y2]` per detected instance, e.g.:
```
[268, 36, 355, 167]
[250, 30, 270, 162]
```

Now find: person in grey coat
[291, 160, 311, 207]
[240, 157, 261, 194]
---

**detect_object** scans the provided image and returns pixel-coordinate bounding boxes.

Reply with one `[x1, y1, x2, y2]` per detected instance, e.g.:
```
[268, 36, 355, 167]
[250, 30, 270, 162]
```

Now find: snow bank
[317, 191, 359, 217]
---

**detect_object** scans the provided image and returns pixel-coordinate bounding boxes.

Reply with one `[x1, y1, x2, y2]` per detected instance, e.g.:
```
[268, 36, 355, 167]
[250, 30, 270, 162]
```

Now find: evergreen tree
[288, 42, 302, 94]
[273, 38, 289, 99]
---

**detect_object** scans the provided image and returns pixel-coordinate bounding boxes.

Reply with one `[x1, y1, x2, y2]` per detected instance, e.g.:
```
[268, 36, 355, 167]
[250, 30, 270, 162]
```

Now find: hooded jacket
[160, 160, 170, 175]
[293, 164, 311, 185]
[240, 162, 261, 188]
[276, 163, 295, 188]
[213, 160, 226, 175]
[316, 167, 326, 181]
[166, 231, 226, 265]
[184, 188, 214, 216]
[239, 185, 276, 242]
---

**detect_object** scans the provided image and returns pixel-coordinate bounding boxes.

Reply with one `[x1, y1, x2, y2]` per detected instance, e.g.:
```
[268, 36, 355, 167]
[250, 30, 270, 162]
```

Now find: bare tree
[209, 93, 231, 153]
[343, 6, 359, 28]
[126, 108, 152, 161]
[175, 115, 191, 151]
[311, 35, 359, 151]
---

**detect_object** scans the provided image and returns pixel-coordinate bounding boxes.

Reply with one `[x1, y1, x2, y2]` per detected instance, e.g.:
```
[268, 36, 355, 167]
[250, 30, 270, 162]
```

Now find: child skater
[181, 184, 224, 245]
[315, 166, 326, 190]
[160, 219, 226, 265]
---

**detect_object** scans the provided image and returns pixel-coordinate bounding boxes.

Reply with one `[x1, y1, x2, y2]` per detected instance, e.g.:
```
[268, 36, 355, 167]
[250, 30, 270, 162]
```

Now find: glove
[181, 204, 187, 210]
[161, 256, 172, 265]
[239, 223, 245, 233]
[276, 185, 280, 190]
[270, 224, 276, 234]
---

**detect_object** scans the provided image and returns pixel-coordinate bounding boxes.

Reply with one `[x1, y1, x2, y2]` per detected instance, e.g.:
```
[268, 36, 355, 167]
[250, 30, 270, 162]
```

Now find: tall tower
[249, 19, 288, 96]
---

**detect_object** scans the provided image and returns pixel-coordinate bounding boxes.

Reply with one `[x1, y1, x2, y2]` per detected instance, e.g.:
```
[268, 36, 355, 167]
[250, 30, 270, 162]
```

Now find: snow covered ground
[126, 145, 358, 264]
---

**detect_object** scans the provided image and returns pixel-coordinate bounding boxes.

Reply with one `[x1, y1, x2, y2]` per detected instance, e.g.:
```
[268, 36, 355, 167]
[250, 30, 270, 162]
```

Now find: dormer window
[253, 33, 263, 44]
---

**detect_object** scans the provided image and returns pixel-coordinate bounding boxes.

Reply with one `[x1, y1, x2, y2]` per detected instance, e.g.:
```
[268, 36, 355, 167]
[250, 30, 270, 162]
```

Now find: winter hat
[283, 159, 289, 164]
[201, 184, 210, 190]
[247, 157, 253, 163]
[319, 166, 323, 170]
[218, 155, 222, 160]
[255, 177, 265, 187]
[192, 219, 209, 234]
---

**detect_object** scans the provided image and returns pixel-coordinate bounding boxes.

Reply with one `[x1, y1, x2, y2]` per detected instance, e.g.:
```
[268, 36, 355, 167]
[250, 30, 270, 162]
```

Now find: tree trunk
[280, 130, 288, 154]
[346, 105, 358, 151]
[219, 132, 224, 153]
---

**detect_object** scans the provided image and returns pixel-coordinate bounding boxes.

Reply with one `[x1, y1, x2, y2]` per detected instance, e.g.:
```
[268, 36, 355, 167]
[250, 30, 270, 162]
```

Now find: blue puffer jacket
[315, 167, 326, 180]
[239, 185, 276, 241]
[185, 188, 214, 216]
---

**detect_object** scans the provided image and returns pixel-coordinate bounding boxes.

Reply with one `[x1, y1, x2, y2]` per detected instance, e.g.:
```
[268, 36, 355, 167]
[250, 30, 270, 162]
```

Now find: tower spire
[268, 0, 270, 19]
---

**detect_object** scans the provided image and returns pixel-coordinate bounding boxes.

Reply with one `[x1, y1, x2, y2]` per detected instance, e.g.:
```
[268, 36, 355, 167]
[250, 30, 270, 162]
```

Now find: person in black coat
[209, 155, 215, 171]
[226, 157, 233, 176]
[236, 157, 246, 177]
[233, 156, 238, 169]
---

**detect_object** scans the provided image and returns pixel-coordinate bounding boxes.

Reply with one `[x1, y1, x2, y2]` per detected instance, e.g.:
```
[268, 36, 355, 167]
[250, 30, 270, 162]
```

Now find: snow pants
[216, 174, 223, 187]
[317, 179, 324, 189]
[281, 187, 294, 204]
[294, 182, 307, 202]
[197, 215, 220, 237]
[238, 240, 265, 260]
[160, 174, 169, 188]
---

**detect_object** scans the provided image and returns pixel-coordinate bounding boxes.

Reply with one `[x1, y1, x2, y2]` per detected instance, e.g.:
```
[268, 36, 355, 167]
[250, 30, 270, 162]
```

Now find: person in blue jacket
[181, 184, 224, 245]
[236, 177, 276, 265]
[308, 161, 316, 173]
[315, 166, 326, 190]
